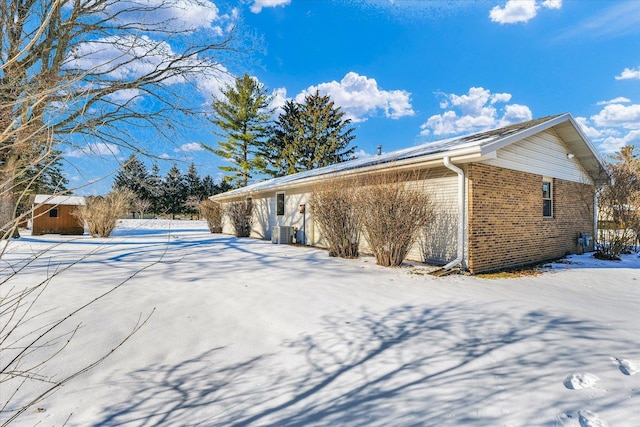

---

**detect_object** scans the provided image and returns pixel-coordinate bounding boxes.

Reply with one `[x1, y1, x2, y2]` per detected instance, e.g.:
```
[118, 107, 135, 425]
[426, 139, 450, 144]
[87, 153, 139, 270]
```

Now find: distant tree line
[112, 155, 231, 219]
[209, 74, 357, 188]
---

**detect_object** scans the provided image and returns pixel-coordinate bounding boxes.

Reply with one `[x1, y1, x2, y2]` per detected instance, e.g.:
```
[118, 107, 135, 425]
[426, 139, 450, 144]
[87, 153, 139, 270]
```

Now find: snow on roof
[212, 113, 602, 200]
[34, 195, 86, 206]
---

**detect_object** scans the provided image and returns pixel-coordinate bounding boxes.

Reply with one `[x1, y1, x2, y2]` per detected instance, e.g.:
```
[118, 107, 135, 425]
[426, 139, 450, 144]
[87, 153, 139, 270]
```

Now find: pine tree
[264, 90, 356, 177]
[185, 163, 204, 200]
[209, 74, 272, 188]
[15, 150, 69, 218]
[113, 155, 150, 201]
[184, 163, 204, 216]
[148, 163, 164, 215]
[163, 165, 187, 219]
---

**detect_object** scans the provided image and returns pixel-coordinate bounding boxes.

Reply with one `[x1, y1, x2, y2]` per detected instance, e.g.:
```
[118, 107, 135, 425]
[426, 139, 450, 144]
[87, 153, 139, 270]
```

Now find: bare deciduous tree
[597, 145, 640, 259]
[1, 0, 240, 237]
[131, 198, 152, 220]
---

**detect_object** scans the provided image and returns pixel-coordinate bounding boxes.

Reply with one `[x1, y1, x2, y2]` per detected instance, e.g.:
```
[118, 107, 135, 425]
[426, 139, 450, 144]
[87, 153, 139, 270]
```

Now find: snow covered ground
[1, 219, 638, 426]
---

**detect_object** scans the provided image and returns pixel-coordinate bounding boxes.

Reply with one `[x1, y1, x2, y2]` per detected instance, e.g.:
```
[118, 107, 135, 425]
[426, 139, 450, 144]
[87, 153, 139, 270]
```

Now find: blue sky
[65, 0, 640, 194]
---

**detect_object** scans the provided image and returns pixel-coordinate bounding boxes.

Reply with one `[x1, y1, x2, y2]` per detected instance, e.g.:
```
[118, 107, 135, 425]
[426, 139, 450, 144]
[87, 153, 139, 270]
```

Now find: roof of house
[211, 113, 608, 201]
[34, 195, 86, 206]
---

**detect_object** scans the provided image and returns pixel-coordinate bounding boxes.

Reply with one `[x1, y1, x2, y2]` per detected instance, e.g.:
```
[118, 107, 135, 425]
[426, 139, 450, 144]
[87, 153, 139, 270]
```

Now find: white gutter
[443, 156, 465, 270]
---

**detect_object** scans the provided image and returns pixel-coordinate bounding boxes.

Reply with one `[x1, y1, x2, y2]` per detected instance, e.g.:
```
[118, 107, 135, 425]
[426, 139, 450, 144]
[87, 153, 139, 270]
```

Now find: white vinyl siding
[485, 129, 593, 184]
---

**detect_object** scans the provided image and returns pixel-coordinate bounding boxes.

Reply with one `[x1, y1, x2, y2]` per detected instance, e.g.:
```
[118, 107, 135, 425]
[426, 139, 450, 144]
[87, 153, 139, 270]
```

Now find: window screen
[276, 193, 285, 216]
[542, 180, 552, 217]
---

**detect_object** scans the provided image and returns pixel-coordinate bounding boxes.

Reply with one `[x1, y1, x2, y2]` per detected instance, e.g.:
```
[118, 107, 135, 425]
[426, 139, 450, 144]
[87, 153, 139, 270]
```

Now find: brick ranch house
[31, 195, 86, 236]
[210, 113, 608, 274]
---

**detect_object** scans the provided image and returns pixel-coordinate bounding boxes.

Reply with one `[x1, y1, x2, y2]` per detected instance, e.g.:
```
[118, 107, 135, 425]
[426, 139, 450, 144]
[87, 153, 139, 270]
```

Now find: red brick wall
[467, 164, 594, 273]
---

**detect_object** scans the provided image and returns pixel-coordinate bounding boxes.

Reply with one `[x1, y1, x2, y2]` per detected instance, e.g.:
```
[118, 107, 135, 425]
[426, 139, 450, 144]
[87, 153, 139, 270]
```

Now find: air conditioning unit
[271, 226, 294, 244]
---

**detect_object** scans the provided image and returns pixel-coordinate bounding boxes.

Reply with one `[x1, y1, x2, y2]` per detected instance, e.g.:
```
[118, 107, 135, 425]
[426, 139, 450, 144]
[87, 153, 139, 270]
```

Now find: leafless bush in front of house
[596, 146, 640, 259]
[225, 199, 253, 237]
[420, 203, 457, 264]
[74, 189, 133, 238]
[310, 179, 361, 258]
[200, 199, 223, 233]
[357, 173, 434, 267]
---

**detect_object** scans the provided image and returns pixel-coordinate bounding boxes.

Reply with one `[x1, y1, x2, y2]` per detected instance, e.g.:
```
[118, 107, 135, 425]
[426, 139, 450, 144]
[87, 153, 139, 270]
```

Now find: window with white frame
[276, 192, 285, 216]
[542, 178, 553, 217]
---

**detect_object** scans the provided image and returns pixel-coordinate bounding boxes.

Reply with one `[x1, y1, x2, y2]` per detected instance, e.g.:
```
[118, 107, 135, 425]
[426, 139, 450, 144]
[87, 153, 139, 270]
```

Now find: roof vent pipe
[442, 156, 465, 271]
[377, 145, 382, 156]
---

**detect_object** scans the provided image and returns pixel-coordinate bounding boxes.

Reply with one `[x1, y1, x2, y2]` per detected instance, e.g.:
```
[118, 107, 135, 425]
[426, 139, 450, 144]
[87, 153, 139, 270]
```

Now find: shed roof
[34, 195, 86, 206]
[211, 113, 608, 201]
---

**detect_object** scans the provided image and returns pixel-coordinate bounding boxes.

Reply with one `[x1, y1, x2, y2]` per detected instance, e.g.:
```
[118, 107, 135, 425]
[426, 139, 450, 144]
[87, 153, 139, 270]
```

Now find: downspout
[443, 156, 465, 270]
[593, 190, 599, 250]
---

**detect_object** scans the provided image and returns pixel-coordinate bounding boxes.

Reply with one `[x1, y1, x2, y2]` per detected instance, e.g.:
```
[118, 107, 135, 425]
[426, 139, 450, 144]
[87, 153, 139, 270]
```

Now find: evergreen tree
[163, 165, 187, 219]
[148, 163, 164, 215]
[113, 155, 150, 202]
[263, 90, 356, 177]
[202, 175, 217, 197]
[209, 74, 272, 188]
[15, 150, 69, 217]
[185, 163, 204, 200]
[184, 163, 204, 216]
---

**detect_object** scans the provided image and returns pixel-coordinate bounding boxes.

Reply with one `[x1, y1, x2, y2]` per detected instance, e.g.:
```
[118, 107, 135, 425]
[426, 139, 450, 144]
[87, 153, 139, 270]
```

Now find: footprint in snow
[563, 373, 600, 390]
[612, 357, 640, 376]
[578, 410, 607, 427]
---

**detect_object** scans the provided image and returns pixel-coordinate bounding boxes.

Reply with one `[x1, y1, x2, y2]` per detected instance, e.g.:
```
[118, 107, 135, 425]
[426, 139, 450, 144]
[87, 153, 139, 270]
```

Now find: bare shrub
[74, 189, 133, 237]
[358, 173, 434, 267]
[596, 146, 640, 259]
[225, 198, 253, 237]
[131, 198, 151, 219]
[420, 204, 457, 264]
[199, 199, 223, 233]
[309, 179, 361, 258]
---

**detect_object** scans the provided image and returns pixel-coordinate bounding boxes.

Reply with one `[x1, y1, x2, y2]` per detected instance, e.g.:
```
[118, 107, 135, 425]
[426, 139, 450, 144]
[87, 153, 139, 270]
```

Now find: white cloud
[489, 0, 561, 24]
[575, 116, 602, 139]
[297, 72, 414, 123]
[554, 2, 640, 41]
[599, 129, 640, 153]
[250, 0, 291, 14]
[591, 103, 640, 129]
[104, 0, 233, 33]
[577, 99, 640, 153]
[500, 104, 533, 125]
[175, 142, 204, 152]
[198, 66, 235, 101]
[269, 87, 288, 117]
[66, 143, 121, 158]
[615, 66, 640, 80]
[542, 0, 562, 10]
[597, 97, 631, 105]
[420, 87, 532, 136]
[68, 34, 234, 103]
